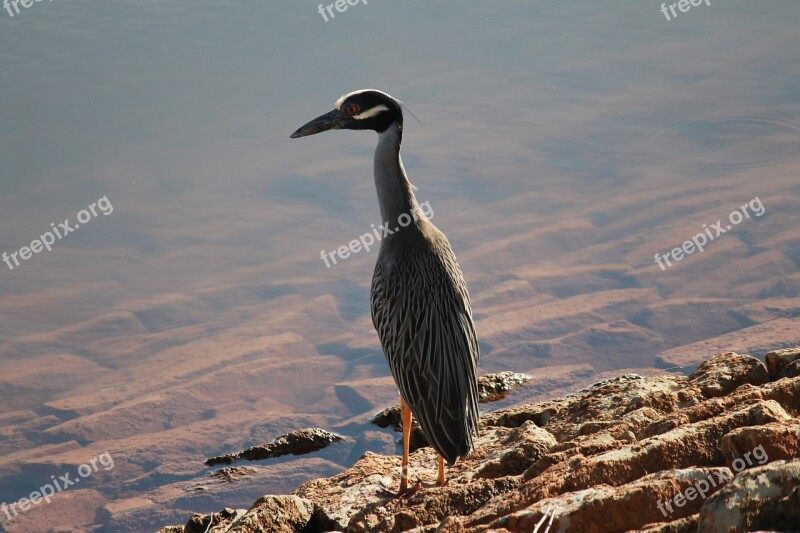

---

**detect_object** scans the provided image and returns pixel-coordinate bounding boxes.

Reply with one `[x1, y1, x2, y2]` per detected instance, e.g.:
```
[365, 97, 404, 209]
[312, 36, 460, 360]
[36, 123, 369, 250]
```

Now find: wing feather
[371, 226, 479, 464]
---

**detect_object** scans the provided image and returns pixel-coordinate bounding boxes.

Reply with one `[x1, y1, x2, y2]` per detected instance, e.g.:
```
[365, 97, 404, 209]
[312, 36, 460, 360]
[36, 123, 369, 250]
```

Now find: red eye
[344, 104, 359, 116]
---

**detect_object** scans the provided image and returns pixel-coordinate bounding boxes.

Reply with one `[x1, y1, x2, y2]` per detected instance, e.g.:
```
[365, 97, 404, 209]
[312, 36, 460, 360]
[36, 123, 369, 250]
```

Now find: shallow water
[1, 1, 799, 530]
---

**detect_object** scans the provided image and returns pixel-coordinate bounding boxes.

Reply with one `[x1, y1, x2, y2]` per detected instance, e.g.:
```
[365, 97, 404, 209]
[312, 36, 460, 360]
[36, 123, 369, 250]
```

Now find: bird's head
[290, 89, 403, 139]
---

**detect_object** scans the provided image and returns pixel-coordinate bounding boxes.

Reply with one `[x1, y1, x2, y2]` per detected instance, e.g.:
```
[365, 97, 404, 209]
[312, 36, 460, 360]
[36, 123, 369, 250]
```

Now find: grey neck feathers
[373, 122, 422, 230]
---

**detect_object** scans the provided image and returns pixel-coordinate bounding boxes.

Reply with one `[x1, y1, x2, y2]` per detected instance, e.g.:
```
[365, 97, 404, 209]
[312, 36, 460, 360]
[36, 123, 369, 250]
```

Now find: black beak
[290, 109, 347, 139]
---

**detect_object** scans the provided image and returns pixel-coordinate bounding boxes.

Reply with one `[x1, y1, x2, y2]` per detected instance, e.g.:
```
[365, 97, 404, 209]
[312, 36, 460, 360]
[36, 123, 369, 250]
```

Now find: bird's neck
[373, 122, 422, 229]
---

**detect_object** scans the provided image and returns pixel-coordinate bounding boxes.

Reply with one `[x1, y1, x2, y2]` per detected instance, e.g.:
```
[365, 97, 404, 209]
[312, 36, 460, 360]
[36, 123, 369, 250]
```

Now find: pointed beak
[290, 109, 347, 139]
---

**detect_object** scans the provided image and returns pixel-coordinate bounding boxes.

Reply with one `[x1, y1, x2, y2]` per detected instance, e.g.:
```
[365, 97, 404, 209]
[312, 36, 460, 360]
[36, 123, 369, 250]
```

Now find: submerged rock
[205, 428, 343, 466]
[208, 466, 256, 483]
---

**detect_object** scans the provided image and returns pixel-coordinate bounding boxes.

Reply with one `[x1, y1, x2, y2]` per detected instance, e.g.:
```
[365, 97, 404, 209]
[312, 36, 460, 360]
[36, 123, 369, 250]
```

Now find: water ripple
[627, 115, 800, 173]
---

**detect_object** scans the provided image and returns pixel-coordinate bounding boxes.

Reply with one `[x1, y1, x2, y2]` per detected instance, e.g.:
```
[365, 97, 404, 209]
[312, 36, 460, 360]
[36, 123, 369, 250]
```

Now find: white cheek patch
[353, 104, 390, 120]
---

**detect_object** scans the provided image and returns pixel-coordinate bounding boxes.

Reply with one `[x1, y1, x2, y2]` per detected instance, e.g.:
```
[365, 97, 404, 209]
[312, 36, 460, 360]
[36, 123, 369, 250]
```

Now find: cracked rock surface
[158, 349, 800, 533]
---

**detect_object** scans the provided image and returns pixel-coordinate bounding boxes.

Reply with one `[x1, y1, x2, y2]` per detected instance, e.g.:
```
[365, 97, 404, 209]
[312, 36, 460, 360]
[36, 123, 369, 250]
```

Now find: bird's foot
[417, 479, 448, 489]
[379, 479, 423, 498]
[398, 479, 424, 497]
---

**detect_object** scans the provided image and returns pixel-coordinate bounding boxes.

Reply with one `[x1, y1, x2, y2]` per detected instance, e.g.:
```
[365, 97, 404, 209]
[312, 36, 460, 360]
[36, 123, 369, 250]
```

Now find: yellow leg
[436, 455, 447, 486]
[400, 395, 412, 494]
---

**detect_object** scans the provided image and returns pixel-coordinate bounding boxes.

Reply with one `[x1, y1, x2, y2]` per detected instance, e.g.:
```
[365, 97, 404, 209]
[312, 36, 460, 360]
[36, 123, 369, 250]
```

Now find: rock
[474, 421, 556, 479]
[208, 466, 256, 482]
[432, 516, 467, 532]
[369, 407, 430, 453]
[370, 371, 533, 432]
[367, 372, 534, 457]
[347, 476, 521, 532]
[687, 351, 769, 398]
[780, 359, 800, 379]
[158, 349, 800, 533]
[697, 459, 800, 532]
[476, 467, 731, 533]
[720, 422, 800, 469]
[638, 515, 698, 533]
[293, 451, 397, 530]
[184, 507, 246, 533]
[765, 347, 800, 380]
[205, 428, 343, 466]
[482, 400, 790, 518]
[477, 372, 531, 403]
[183, 495, 314, 533]
[370, 406, 401, 431]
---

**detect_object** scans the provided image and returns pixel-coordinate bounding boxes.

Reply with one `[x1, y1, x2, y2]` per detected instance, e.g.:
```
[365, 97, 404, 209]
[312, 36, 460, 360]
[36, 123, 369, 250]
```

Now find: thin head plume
[396, 98, 423, 126]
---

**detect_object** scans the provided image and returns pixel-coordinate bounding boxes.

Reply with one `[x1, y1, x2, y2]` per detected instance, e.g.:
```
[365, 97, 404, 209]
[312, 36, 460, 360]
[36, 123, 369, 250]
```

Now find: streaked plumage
[371, 205, 479, 464]
[291, 89, 480, 490]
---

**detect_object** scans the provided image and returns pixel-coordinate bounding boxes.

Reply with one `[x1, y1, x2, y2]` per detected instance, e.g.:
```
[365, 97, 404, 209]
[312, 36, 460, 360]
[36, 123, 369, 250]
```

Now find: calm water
[1, 1, 799, 530]
[1, 1, 799, 322]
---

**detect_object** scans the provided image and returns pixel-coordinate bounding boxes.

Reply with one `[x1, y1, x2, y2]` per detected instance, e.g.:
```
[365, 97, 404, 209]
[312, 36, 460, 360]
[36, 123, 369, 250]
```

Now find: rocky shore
[158, 349, 800, 532]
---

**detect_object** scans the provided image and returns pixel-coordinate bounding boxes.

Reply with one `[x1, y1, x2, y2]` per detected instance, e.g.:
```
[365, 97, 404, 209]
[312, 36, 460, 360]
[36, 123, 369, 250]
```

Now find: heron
[290, 89, 480, 494]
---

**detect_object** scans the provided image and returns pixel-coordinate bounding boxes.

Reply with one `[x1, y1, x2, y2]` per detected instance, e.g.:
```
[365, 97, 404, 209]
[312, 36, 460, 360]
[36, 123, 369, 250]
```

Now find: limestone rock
[205, 428, 343, 466]
[765, 347, 800, 381]
[687, 351, 769, 398]
[697, 459, 800, 532]
[158, 349, 800, 533]
[182, 495, 314, 533]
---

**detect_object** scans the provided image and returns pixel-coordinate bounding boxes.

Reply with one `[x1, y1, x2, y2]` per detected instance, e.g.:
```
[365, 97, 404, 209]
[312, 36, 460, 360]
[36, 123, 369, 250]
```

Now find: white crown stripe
[335, 89, 395, 110]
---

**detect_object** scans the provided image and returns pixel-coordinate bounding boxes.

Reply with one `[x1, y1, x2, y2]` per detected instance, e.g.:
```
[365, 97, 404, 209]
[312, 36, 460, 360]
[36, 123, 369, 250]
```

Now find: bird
[290, 89, 480, 494]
